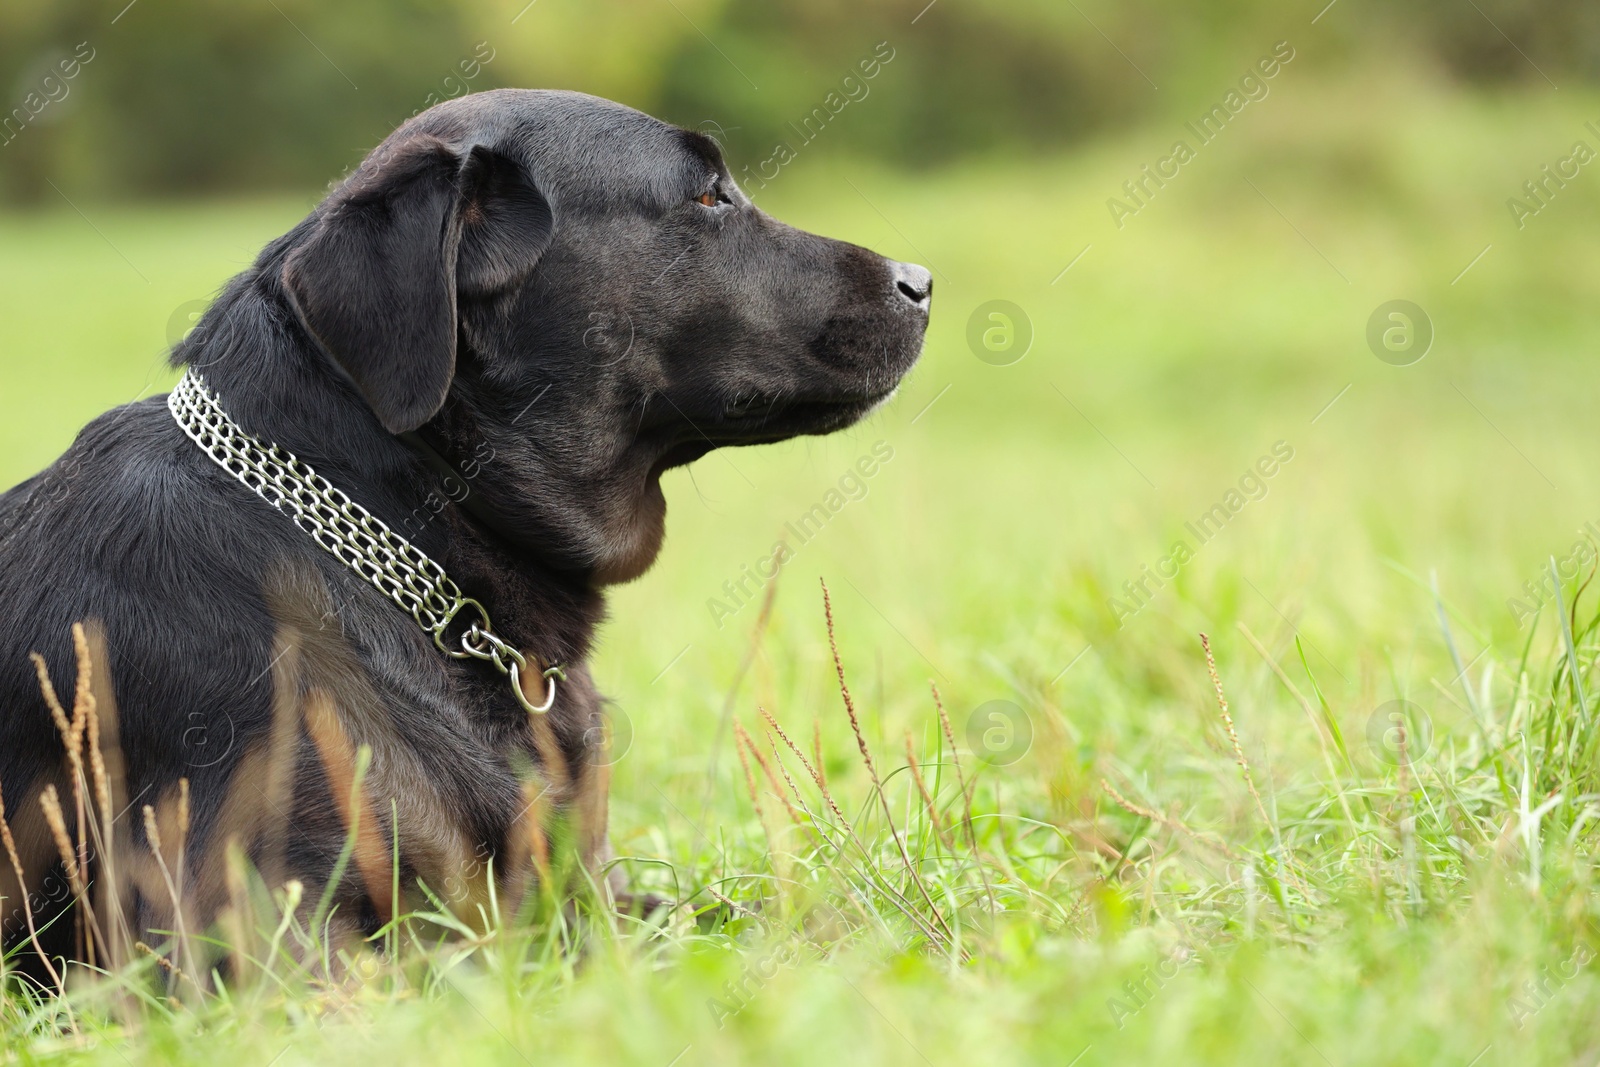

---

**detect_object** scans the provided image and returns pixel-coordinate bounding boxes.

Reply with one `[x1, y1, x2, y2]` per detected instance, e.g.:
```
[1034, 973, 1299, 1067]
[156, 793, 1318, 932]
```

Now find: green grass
[7, 70, 1600, 1064]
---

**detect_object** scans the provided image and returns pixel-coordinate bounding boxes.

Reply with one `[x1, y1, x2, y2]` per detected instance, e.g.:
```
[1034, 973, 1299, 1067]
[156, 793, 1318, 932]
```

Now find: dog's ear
[282, 138, 553, 433]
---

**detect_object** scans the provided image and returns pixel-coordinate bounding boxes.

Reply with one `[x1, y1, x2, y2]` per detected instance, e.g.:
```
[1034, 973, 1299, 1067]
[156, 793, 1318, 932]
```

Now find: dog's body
[0, 89, 929, 970]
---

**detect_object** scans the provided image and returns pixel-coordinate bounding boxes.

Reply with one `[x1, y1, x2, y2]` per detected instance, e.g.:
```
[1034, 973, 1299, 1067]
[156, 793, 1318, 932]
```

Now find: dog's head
[278, 89, 930, 583]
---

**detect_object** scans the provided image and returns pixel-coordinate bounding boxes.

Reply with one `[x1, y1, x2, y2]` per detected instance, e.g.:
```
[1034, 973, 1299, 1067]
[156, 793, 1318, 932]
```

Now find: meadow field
[6, 68, 1600, 1064]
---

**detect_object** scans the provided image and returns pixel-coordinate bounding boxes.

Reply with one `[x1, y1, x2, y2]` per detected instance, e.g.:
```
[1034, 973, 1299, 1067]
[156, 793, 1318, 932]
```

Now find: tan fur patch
[263, 565, 489, 918]
[303, 689, 393, 926]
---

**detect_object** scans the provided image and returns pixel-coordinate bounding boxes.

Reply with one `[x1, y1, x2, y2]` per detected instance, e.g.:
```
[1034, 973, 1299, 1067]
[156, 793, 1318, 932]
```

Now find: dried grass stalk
[0, 778, 65, 992]
[31, 648, 89, 961]
[141, 800, 197, 988]
[904, 731, 952, 848]
[931, 682, 996, 915]
[744, 720, 803, 826]
[767, 708, 849, 827]
[820, 579, 954, 947]
[931, 683, 979, 847]
[732, 721, 765, 819]
[811, 720, 829, 795]
[1101, 778, 1239, 860]
[78, 621, 132, 973]
[1199, 633, 1273, 830]
[39, 786, 84, 898]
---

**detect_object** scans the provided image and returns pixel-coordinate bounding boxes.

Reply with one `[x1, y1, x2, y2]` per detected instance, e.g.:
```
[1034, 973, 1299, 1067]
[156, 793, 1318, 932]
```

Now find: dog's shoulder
[0, 398, 299, 763]
[0, 397, 298, 608]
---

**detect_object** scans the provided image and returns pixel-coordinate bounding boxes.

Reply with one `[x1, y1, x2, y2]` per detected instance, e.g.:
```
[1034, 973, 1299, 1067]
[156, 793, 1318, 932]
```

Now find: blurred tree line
[1, 0, 1596, 203]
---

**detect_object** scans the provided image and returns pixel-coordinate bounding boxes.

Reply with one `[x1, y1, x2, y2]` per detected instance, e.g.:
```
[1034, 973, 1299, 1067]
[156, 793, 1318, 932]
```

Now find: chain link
[167, 372, 561, 713]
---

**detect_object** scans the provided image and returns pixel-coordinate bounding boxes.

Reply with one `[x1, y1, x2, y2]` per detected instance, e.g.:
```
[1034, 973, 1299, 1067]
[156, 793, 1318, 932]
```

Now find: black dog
[0, 89, 929, 971]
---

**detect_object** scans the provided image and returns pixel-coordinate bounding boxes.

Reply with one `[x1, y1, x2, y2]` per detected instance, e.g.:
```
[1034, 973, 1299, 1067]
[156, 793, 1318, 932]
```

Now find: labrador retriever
[0, 89, 930, 974]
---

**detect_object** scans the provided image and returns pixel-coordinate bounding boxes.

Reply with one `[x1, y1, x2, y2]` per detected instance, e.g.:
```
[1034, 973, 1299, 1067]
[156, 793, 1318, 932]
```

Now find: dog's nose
[891, 261, 933, 309]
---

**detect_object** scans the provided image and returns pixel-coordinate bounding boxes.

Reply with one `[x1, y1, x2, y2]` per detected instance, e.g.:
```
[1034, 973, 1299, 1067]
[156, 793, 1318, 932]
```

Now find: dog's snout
[891, 260, 933, 309]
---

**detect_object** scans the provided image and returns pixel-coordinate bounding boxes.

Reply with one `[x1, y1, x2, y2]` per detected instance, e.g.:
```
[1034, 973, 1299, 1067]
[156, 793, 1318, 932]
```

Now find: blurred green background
[2, 0, 1599, 200]
[8, 3, 1600, 1061]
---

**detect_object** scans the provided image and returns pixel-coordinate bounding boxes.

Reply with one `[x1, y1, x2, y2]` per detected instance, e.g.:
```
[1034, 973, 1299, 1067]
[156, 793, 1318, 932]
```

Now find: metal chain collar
[167, 371, 562, 714]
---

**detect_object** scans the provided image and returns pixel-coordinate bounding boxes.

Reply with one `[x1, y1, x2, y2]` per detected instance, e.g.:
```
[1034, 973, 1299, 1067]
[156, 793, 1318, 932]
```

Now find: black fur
[0, 89, 930, 968]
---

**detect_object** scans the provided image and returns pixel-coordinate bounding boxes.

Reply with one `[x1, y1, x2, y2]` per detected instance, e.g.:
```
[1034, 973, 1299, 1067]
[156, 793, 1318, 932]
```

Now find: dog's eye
[696, 183, 731, 209]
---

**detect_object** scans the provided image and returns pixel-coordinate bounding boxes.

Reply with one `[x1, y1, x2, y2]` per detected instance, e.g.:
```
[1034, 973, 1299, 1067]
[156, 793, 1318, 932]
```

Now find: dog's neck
[176, 253, 604, 667]
[396, 422, 528, 547]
